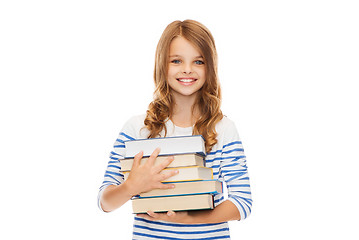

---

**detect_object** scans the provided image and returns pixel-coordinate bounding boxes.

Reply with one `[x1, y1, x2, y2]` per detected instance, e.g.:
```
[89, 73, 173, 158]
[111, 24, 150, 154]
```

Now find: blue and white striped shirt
[98, 114, 252, 239]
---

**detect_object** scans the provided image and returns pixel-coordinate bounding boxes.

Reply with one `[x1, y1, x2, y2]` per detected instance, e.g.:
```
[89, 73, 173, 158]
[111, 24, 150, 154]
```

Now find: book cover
[123, 166, 213, 182]
[132, 194, 214, 214]
[120, 153, 205, 172]
[124, 135, 206, 158]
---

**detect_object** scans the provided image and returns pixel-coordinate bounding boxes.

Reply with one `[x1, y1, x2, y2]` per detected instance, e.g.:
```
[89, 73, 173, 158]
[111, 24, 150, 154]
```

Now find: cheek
[199, 68, 206, 79]
[167, 67, 177, 78]
[167, 69, 177, 87]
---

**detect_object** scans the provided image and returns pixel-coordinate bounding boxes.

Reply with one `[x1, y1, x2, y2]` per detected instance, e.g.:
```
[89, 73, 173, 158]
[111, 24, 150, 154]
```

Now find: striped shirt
[98, 114, 252, 239]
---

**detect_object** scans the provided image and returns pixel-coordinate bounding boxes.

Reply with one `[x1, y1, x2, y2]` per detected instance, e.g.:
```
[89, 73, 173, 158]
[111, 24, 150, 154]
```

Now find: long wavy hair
[144, 19, 223, 153]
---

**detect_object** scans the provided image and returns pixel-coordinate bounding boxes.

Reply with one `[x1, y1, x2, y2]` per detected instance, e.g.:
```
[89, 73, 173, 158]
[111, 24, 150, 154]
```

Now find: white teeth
[177, 78, 195, 82]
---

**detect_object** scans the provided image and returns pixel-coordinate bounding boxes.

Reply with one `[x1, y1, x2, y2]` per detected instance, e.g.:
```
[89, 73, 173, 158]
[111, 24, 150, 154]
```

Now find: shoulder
[215, 115, 238, 133]
[123, 114, 146, 127]
[121, 114, 148, 139]
[215, 115, 241, 144]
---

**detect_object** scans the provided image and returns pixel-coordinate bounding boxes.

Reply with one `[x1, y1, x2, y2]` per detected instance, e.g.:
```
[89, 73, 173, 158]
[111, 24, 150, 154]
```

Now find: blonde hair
[144, 19, 223, 153]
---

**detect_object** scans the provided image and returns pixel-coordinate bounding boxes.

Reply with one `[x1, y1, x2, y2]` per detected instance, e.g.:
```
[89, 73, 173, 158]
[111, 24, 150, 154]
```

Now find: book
[132, 194, 214, 214]
[120, 153, 205, 172]
[123, 166, 213, 182]
[139, 180, 222, 198]
[125, 135, 217, 214]
[124, 135, 206, 158]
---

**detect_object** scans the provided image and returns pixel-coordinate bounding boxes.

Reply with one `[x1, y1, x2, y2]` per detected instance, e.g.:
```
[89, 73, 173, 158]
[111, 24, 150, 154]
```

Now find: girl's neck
[170, 92, 200, 128]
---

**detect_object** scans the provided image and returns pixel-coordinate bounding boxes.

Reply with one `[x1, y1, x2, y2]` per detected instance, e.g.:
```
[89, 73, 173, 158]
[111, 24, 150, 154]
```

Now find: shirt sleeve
[97, 118, 137, 212]
[220, 120, 253, 220]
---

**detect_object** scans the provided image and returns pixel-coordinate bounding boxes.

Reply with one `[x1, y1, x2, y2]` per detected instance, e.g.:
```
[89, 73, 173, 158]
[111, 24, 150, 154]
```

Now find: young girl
[98, 19, 252, 239]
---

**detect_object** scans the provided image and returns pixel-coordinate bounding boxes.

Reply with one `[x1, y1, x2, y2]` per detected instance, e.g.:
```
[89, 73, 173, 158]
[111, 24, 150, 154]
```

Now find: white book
[120, 153, 204, 172]
[124, 135, 206, 159]
[123, 166, 213, 182]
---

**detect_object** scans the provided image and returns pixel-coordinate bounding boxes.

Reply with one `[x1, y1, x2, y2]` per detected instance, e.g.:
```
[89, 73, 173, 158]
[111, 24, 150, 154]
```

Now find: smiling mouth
[176, 78, 197, 83]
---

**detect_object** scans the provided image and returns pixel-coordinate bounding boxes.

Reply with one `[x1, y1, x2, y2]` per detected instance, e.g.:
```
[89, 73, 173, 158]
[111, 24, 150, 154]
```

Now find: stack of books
[121, 135, 223, 214]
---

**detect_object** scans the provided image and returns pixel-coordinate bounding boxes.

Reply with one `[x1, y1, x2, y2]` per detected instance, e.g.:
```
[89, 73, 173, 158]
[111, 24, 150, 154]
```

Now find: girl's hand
[124, 148, 178, 196]
[137, 210, 192, 224]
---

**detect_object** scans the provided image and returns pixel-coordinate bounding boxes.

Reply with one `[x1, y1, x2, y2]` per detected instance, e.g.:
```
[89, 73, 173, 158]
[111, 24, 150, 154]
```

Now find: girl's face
[167, 36, 206, 99]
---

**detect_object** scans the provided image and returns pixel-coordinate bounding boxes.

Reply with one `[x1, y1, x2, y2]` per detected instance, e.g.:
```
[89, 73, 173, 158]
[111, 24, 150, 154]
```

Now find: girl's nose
[182, 63, 192, 74]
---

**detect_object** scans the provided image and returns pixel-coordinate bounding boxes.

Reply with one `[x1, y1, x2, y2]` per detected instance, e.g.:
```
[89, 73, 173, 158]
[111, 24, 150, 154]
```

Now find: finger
[153, 156, 174, 173]
[132, 151, 143, 168]
[147, 211, 159, 219]
[167, 210, 175, 217]
[155, 182, 175, 190]
[147, 147, 161, 166]
[157, 169, 179, 182]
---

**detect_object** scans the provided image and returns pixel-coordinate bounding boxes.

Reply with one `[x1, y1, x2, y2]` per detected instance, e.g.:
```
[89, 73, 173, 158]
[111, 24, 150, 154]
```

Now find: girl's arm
[186, 200, 241, 222]
[137, 199, 240, 223]
[100, 182, 135, 213]
[101, 149, 178, 212]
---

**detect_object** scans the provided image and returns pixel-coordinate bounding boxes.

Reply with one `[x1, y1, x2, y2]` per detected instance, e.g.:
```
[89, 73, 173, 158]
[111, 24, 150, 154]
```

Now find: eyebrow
[169, 55, 204, 58]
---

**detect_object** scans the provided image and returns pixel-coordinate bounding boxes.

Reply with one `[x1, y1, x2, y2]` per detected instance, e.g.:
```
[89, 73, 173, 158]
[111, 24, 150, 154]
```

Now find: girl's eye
[195, 60, 205, 65]
[171, 59, 181, 64]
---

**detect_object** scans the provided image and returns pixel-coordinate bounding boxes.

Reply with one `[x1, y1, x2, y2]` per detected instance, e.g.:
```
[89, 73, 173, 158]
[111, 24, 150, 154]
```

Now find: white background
[1, 0, 358, 239]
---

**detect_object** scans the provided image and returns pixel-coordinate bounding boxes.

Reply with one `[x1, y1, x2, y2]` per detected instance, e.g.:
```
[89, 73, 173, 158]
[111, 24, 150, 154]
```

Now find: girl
[98, 19, 252, 239]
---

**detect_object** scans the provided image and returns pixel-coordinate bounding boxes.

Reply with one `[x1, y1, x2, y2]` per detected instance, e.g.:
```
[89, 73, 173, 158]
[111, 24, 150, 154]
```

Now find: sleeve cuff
[97, 184, 112, 212]
[227, 196, 251, 221]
